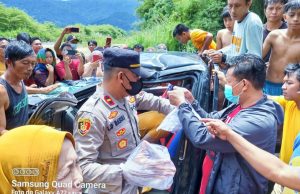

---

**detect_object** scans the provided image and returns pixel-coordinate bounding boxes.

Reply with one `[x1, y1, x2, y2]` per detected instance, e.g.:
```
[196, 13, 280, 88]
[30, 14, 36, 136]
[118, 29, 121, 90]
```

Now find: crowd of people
[172, 0, 300, 193]
[0, 0, 299, 193]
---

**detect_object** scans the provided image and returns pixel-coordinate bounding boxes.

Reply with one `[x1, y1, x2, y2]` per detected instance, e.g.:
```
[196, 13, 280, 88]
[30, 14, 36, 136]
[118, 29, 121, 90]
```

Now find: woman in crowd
[33, 48, 57, 87]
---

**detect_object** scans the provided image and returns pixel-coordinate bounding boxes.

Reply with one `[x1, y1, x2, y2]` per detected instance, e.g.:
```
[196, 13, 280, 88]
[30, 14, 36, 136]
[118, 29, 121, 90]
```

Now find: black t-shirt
[263, 22, 288, 62]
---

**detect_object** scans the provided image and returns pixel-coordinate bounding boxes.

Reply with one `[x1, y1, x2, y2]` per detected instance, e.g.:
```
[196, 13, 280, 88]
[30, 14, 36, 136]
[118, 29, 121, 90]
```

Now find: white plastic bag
[157, 108, 182, 133]
[157, 106, 201, 133]
[121, 140, 176, 190]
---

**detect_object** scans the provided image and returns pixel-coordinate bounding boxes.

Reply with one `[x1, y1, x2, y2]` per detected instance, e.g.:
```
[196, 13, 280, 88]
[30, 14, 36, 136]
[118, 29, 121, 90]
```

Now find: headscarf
[34, 48, 56, 73]
[0, 125, 75, 193]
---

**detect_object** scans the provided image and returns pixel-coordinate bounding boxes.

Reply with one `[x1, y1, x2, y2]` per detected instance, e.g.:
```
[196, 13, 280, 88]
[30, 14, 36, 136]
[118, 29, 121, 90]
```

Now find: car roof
[140, 51, 206, 70]
[140, 51, 207, 79]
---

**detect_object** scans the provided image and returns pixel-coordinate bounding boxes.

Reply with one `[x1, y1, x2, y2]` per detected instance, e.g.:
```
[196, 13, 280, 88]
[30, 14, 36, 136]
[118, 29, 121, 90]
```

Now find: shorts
[263, 80, 282, 96]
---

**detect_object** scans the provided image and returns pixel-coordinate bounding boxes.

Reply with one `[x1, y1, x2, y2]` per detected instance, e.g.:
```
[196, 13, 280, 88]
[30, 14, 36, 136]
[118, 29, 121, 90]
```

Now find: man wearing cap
[54, 27, 79, 61]
[73, 47, 174, 194]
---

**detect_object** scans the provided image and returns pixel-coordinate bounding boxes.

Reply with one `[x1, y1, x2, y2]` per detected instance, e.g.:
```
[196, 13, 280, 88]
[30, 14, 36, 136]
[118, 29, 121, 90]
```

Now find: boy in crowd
[204, 0, 263, 64]
[263, 0, 300, 96]
[173, 23, 216, 54]
[270, 63, 300, 193]
[30, 36, 43, 54]
[216, 6, 235, 50]
[87, 40, 98, 62]
[271, 64, 300, 164]
[263, 0, 287, 62]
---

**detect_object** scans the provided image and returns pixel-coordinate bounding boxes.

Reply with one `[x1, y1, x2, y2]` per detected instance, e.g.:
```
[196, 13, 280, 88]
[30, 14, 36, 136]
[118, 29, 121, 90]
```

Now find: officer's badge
[104, 95, 115, 106]
[78, 118, 91, 136]
[116, 128, 126, 137]
[108, 111, 118, 120]
[117, 139, 128, 149]
[129, 96, 135, 103]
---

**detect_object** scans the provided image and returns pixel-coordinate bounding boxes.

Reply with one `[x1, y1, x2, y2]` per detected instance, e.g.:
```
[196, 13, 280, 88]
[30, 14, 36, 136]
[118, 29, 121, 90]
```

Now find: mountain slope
[0, 0, 139, 30]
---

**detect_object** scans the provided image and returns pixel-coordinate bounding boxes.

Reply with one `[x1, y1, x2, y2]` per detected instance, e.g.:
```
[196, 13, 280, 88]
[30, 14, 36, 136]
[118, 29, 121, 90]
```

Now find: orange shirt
[190, 29, 216, 51]
[0, 61, 5, 75]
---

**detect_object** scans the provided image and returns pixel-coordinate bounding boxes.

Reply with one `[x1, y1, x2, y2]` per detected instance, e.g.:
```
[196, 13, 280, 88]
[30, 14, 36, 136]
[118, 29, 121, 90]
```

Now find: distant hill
[0, 0, 139, 30]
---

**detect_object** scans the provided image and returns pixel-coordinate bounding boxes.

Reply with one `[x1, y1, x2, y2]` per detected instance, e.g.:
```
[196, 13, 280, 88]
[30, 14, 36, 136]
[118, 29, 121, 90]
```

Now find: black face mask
[122, 73, 143, 96]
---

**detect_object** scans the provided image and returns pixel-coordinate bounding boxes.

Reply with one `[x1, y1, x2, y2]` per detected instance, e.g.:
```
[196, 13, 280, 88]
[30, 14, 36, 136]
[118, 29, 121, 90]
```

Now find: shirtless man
[263, 0, 287, 62]
[263, 1, 300, 96]
[216, 6, 235, 50]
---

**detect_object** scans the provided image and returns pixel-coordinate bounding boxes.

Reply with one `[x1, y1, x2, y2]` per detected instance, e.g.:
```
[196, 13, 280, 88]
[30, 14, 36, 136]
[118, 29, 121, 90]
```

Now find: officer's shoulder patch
[78, 118, 92, 136]
[117, 139, 128, 149]
[103, 95, 116, 107]
[116, 128, 126, 137]
[129, 96, 135, 103]
[108, 110, 118, 120]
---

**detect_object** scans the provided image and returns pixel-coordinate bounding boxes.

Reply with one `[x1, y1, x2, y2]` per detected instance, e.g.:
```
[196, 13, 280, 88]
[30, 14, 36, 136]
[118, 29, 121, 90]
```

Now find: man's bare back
[263, 29, 300, 83]
[216, 29, 233, 50]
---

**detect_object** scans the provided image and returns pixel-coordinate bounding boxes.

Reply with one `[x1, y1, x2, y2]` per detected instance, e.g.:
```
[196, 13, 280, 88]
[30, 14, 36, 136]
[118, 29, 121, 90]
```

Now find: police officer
[73, 48, 174, 194]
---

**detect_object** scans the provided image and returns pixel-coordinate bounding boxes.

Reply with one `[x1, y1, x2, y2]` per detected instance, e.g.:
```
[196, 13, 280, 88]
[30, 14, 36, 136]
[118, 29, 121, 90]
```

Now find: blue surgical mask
[224, 81, 243, 104]
[70, 43, 77, 50]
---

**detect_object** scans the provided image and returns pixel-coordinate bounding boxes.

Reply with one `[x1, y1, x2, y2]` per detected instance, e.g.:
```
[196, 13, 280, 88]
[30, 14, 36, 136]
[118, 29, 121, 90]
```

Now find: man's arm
[200, 33, 214, 54]
[177, 102, 276, 153]
[262, 32, 275, 59]
[26, 83, 59, 94]
[76, 53, 84, 77]
[204, 119, 300, 191]
[82, 62, 94, 77]
[168, 88, 223, 119]
[0, 86, 8, 134]
[135, 92, 174, 115]
[74, 111, 123, 191]
[216, 31, 223, 50]
[54, 27, 70, 57]
[44, 64, 55, 86]
[227, 130, 300, 191]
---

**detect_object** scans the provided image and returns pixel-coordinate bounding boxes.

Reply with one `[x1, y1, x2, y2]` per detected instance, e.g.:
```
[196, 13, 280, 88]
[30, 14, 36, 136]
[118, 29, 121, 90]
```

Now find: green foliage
[0, 0, 266, 52]
[137, 0, 175, 28]
[132, 0, 266, 51]
[116, 20, 180, 51]
[132, 0, 226, 51]
[174, 0, 226, 36]
[251, 0, 266, 22]
[0, 3, 126, 44]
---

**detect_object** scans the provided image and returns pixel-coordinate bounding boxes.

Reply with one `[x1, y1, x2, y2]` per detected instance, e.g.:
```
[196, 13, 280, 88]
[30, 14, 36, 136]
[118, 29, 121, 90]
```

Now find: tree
[251, 0, 265, 22]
